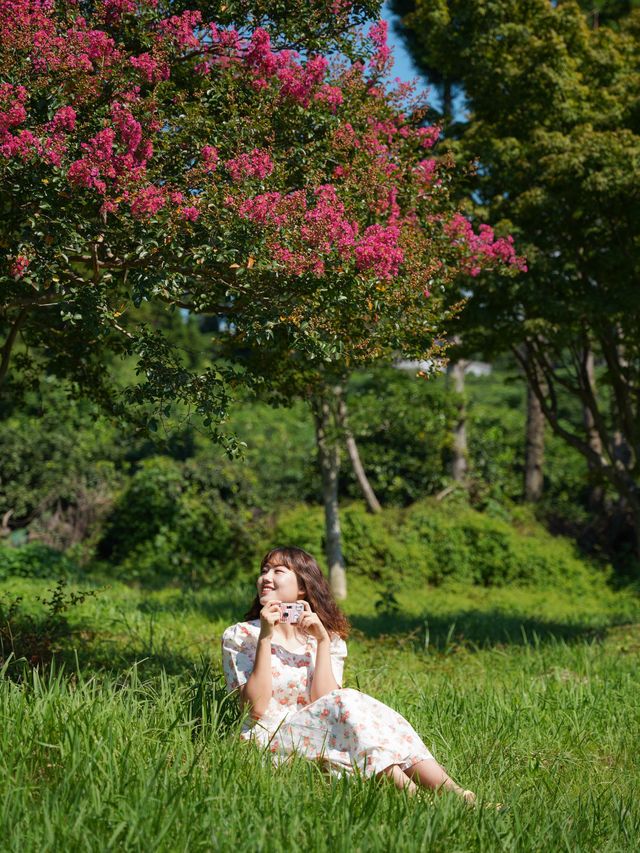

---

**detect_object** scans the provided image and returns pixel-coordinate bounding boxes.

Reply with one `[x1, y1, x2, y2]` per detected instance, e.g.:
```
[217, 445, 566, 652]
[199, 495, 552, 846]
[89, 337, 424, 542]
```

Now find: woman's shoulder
[329, 632, 348, 654]
[222, 620, 261, 643]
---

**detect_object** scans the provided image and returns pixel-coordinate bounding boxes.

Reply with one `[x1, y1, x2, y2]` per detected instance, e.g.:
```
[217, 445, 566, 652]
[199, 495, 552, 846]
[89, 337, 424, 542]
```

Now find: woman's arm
[310, 635, 340, 702]
[297, 601, 340, 701]
[240, 599, 281, 719]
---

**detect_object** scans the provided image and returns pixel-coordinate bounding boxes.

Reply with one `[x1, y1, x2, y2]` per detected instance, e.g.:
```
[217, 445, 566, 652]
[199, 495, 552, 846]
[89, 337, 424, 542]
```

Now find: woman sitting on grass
[221, 545, 476, 802]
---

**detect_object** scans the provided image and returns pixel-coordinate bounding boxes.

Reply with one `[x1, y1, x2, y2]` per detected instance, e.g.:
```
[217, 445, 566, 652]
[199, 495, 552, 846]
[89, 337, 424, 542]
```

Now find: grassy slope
[1, 569, 639, 852]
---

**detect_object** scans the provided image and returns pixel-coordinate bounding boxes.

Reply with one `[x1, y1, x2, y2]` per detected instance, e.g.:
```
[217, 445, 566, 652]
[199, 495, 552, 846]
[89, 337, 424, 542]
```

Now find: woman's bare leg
[377, 763, 418, 794]
[404, 758, 476, 803]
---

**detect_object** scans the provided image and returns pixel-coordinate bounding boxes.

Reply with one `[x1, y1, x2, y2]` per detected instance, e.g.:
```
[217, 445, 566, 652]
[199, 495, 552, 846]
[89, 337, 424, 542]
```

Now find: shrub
[269, 500, 607, 591]
[99, 457, 254, 586]
[0, 543, 81, 581]
[401, 500, 606, 589]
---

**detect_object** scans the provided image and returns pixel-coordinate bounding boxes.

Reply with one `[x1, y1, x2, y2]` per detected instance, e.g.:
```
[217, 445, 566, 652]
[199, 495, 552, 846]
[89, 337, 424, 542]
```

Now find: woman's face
[257, 562, 305, 605]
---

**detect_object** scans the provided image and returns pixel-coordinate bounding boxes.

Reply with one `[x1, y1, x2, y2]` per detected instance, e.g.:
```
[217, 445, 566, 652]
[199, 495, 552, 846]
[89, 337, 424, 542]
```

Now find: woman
[221, 546, 476, 801]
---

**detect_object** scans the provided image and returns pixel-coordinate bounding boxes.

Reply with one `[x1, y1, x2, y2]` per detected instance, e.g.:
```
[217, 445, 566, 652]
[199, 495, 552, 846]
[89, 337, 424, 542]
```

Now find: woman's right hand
[258, 599, 281, 638]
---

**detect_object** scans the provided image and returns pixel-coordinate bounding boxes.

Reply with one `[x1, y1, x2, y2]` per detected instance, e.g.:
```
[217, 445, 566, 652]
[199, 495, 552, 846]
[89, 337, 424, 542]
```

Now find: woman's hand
[259, 599, 281, 639]
[298, 600, 330, 643]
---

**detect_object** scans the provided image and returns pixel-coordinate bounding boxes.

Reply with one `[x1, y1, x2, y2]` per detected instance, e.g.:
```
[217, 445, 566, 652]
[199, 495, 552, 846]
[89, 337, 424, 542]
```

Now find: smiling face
[257, 562, 305, 605]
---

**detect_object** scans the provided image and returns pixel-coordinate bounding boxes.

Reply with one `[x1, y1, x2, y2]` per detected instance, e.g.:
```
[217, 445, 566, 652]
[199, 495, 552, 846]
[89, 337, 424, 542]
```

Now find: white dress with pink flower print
[221, 620, 434, 777]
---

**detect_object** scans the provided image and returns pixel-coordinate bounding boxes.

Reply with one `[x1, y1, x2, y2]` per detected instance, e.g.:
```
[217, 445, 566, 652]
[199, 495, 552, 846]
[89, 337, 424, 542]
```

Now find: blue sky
[381, 1, 424, 85]
[381, 2, 467, 119]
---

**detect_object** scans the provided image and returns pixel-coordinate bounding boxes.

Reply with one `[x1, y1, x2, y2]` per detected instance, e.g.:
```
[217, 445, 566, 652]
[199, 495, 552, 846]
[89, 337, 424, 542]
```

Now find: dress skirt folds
[221, 620, 434, 777]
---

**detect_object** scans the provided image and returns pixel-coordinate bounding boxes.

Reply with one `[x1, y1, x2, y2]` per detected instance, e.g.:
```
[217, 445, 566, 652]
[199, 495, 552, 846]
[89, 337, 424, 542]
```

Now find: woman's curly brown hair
[244, 546, 350, 639]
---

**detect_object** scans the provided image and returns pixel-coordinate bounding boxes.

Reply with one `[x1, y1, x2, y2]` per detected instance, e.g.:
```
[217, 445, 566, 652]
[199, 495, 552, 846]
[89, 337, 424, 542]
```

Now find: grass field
[1, 572, 639, 852]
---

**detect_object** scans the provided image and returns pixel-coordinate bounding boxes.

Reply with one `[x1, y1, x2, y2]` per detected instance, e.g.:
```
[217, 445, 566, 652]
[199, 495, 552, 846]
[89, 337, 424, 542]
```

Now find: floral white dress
[221, 619, 434, 776]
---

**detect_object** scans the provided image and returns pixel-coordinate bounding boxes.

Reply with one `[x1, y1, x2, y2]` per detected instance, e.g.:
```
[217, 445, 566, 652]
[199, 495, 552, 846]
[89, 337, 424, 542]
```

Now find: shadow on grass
[135, 585, 255, 626]
[348, 609, 612, 651]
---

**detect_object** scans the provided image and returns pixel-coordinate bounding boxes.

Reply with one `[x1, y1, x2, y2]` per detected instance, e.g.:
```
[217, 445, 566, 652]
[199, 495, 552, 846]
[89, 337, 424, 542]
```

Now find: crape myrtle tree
[0, 1, 525, 592]
[391, 0, 640, 558]
[215, 19, 525, 597]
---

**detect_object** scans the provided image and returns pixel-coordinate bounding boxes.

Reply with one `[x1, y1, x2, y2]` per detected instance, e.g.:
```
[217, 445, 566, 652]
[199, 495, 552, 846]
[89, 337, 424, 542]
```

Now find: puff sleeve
[329, 634, 348, 687]
[221, 623, 257, 693]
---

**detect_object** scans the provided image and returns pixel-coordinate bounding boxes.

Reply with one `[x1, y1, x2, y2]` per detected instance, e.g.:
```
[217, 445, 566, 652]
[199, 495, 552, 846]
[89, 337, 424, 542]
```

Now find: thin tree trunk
[0, 309, 28, 393]
[524, 378, 545, 502]
[448, 357, 468, 483]
[335, 387, 382, 514]
[312, 393, 347, 600]
[442, 79, 453, 127]
[583, 348, 604, 510]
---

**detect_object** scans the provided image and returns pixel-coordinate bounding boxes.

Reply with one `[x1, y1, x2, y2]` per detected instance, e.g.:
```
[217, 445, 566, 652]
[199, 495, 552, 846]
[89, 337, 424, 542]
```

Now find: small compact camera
[279, 602, 305, 624]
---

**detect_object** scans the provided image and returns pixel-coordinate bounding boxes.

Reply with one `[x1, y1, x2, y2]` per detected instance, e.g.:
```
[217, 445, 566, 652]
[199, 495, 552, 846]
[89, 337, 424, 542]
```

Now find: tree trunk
[448, 357, 468, 483]
[442, 79, 453, 126]
[312, 393, 347, 600]
[335, 387, 382, 514]
[583, 348, 604, 511]
[524, 378, 545, 502]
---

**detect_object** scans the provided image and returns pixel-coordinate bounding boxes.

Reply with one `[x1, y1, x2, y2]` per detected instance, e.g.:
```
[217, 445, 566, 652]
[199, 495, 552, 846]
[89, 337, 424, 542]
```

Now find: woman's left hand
[297, 601, 330, 643]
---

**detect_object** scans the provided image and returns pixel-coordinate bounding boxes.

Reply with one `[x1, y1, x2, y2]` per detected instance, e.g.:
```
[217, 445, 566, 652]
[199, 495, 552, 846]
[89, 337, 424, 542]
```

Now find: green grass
[1, 574, 639, 852]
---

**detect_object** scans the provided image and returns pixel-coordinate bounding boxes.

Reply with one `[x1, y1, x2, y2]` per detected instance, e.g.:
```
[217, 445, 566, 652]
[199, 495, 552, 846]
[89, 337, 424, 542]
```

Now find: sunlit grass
[1, 573, 639, 851]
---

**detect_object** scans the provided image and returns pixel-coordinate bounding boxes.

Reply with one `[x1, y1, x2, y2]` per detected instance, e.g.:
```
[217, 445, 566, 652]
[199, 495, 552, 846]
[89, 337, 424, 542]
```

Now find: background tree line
[1, 0, 638, 596]
[390, 0, 640, 558]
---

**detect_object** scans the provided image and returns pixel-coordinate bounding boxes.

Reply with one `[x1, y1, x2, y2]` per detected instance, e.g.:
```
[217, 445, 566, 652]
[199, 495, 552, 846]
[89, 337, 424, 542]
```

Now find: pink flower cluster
[157, 10, 202, 51]
[236, 182, 405, 280]
[31, 21, 122, 76]
[200, 145, 219, 173]
[0, 84, 77, 164]
[354, 224, 403, 279]
[130, 52, 169, 83]
[101, 0, 137, 25]
[367, 20, 392, 73]
[67, 102, 151, 196]
[445, 214, 528, 276]
[414, 158, 437, 186]
[130, 184, 165, 219]
[314, 85, 343, 112]
[10, 254, 29, 278]
[68, 128, 117, 193]
[225, 148, 274, 182]
[244, 29, 336, 109]
[0, 83, 29, 157]
[237, 190, 307, 227]
[416, 126, 440, 149]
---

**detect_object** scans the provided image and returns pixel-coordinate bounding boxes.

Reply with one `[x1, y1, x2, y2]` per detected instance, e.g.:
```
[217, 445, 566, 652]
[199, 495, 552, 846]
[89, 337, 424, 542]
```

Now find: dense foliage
[0, 0, 524, 444]
[390, 0, 640, 550]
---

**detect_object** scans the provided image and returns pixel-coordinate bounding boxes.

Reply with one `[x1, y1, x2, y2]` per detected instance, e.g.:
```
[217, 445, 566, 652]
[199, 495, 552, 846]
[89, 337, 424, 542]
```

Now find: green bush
[401, 500, 606, 589]
[268, 500, 606, 591]
[0, 543, 81, 581]
[99, 457, 254, 586]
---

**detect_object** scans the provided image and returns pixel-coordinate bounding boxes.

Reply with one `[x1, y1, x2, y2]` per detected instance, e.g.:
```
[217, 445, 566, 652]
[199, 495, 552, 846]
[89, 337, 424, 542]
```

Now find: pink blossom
[314, 85, 343, 111]
[111, 102, 143, 156]
[354, 224, 404, 279]
[445, 214, 528, 274]
[179, 205, 199, 222]
[158, 10, 202, 51]
[10, 255, 29, 278]
[130, 52, 169, 83]
[367, 20, 392, 72]
[200, 145, 219, 173]
[100, 199, 119, 217]
[130, 184, 166, 219]
[225, 148, 274, 182]
[416, 126, 440, 149]
[102, 0, 137, 25]
[415, 158, 437, 185]
[48, 106, 77, 133]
